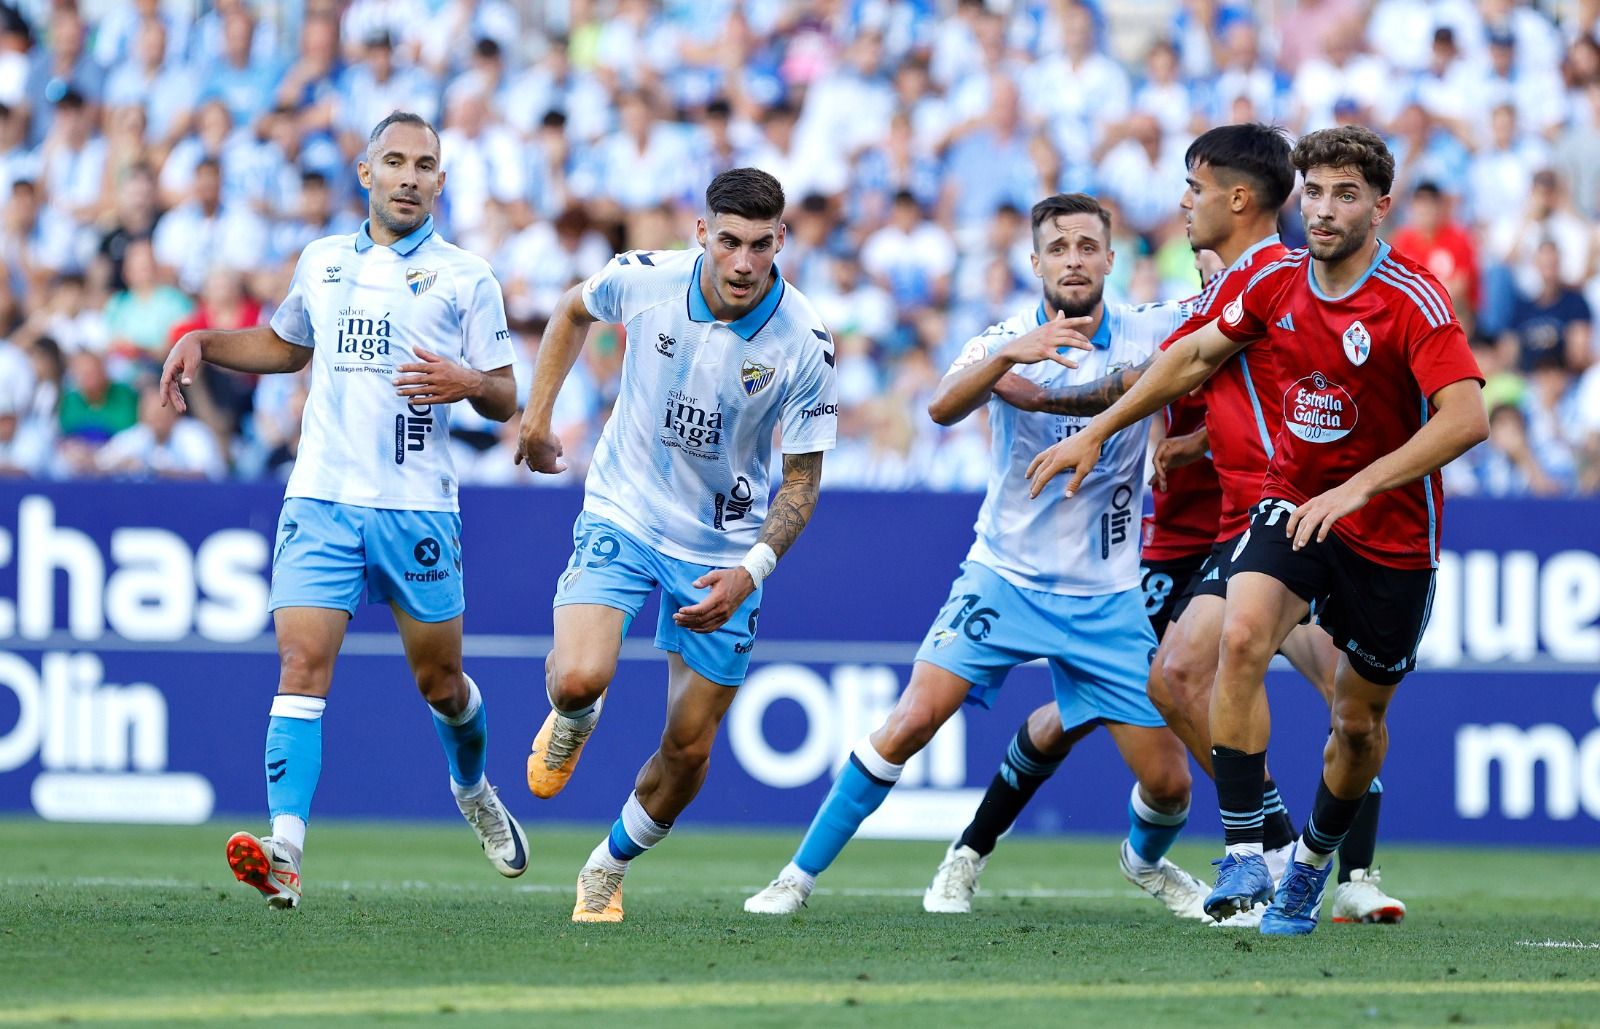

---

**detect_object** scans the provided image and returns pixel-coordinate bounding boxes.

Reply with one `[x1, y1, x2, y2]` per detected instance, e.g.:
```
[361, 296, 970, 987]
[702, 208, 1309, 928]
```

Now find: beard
[1305, 221, 1369, 263]
[374, 198, 427, 236]
[1044, 280, 1105, 319]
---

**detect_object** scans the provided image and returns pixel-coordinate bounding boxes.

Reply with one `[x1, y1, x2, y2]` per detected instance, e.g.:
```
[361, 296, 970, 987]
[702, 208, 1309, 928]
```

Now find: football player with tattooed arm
[514, 167, 836, 923]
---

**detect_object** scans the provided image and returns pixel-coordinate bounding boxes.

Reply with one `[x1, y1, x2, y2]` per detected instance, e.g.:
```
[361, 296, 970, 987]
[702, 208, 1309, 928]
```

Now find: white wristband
[738, 543, 778, 589]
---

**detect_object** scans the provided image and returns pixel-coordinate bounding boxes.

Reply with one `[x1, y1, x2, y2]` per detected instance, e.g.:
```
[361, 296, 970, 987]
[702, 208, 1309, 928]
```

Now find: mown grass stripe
[3, 978, 1597, 1023]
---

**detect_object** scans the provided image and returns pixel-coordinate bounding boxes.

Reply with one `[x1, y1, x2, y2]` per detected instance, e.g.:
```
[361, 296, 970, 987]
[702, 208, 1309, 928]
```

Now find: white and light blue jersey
[581, 248, 837, 565]
[954, 300, 1186, 595]
[270, 216, 515, 513]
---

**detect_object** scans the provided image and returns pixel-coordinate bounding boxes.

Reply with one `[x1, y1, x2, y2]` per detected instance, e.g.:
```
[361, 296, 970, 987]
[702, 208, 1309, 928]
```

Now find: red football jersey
[1160, 236, 1290, 538]
[1217, 241, 1483, 569]
[1142, 391, 1220, 560]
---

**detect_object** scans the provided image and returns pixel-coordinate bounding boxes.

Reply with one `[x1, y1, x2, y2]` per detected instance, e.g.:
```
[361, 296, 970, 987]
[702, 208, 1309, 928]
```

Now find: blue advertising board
[0, 482, 1596, 846]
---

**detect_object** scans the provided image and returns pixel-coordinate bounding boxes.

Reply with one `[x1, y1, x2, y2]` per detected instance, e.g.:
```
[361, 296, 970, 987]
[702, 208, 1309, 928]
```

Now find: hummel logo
[656, 332, 676, 357]
[323, 266, 342, 283]
[1276, 313, 1295, 332]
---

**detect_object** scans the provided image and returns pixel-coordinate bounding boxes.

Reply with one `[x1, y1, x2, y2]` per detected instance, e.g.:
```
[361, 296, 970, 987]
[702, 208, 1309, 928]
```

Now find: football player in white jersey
[514, 168, 837, 922]
[744, 193, 1209, 918]
[159, 112, 528, 909]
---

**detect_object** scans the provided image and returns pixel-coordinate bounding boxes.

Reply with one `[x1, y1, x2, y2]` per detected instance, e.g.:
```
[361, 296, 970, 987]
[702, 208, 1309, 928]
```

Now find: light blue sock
[1127, 782, 1188, 865]
[265, 694, 325, 824]
[792, 739, 904, 877]
[432, 676, 487, 790]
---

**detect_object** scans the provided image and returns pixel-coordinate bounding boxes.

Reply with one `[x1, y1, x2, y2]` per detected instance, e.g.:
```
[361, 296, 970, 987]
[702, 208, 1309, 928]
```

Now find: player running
[924, 125, 1405, 926]
[1029, 126, 1486, 936]
[160, 112, 528, 909]
[745, 193, 1209, 920]
[514, 168, 836, 923]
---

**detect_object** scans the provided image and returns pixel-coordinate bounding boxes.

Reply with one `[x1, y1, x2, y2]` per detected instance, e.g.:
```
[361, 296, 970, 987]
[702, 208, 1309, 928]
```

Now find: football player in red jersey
[923, 126, 1359, 919]
[1027, 126, 1487, 936]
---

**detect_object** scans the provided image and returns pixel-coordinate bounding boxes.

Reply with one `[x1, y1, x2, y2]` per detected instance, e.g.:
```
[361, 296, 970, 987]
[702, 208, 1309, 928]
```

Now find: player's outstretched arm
[1025, 318, 1239, 499]
[515, 283, 596, 473]
[160, 327, 310, 412]
[1284, 378, 1488, 549]
[992, 355, 1150, 416]
[675, 451, 825, 634]
[928, 312, 1094, 425]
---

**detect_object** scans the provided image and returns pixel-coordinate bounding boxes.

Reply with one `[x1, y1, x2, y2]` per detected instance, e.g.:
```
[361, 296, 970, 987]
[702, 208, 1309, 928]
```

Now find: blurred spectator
[1390, 181, 1479, 327]
[336, 30, 440, 156]
[0, 100, 34, 196]
[1501, 241, 1592, 374]
[103, 16, 195, 147]
[1095, 112, 1190, 242]
[91, 163, 161, 297]
[36, 89, 103, 224]
[24, 8, 102, 144]
[167, 268, 261, 439]
[862, 190, 956, 349]
[56, 349, 137, 475]
[95, 388, 226, 481]
[103, 239, 192, 375]
[499, 204, 612, 324]
[198, 8, 278, 127]
[0, 179, 81, 302]
[151, 157, 266, 294]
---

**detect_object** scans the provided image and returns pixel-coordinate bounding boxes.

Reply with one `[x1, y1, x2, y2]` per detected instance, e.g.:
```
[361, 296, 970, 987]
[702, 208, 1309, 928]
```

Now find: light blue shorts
[914, 561, 1164, 729]
[268, 497, 465, 623]
[553, 512, 763, 687]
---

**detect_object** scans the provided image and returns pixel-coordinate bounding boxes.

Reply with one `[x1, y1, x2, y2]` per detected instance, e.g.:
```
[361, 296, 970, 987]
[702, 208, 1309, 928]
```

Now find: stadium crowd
[0, 0, 1596, 495]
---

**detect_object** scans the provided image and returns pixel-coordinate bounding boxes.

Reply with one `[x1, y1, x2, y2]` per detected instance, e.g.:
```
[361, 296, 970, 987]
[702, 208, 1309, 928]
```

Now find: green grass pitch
[2, 819, 1598, 1026]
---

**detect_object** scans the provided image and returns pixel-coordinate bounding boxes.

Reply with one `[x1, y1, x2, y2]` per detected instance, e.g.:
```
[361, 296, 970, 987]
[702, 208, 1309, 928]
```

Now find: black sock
[958, 724, 1064, 856]
[1261, 778, 1296, 852]
[1337, 778, 1382, 882]
[1213, 747, 1267, 848]
[1304, 776, 1368, 859]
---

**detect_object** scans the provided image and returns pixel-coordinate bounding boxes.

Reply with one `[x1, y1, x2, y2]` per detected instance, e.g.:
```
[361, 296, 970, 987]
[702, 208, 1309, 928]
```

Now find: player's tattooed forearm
[759, 451, 822, 559]
[1034, 355, 1152, 415]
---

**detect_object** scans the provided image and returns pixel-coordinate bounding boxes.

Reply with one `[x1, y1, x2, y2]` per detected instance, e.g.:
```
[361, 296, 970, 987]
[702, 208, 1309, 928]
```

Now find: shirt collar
[1231, 233, 1281, 270]
[354, 215, 435, 255]
[1035, 301, 1113, 349]
[687, 253, 786, 341]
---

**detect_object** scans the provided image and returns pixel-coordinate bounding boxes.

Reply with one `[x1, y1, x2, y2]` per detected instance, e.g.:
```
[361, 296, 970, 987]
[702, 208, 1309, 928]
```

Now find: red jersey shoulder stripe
[1246, 250, 1307, 291]
[1375, 258, 1451, 326]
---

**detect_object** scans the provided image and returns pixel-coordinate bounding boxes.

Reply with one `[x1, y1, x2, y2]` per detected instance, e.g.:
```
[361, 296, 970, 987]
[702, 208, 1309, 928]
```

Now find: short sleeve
[779, 334, 838, 454]
[1408, 316, 1484, 400]
[269, 250, 315, 348]
[580, 251, 642, 324]
[946, 325, 1009, 375]
[457, 263, 515, 371]
[1214, 266, 1280, 345]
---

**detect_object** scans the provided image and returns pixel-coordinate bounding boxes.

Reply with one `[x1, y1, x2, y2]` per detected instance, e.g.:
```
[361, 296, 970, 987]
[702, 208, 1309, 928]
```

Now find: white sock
[434, 676, 483, 726]
[1265, 842, 1294, 883]
[1122, 838, 1159, 875]
[780, 861, 816, 892]
[586, 838, 628, 875]
[1225, 841, 1264, 859]
[1293, 835, 1334, 870]
[851, 737, 905, 783]
[271, 815, 306, 863]
[451, 774, 489, 801]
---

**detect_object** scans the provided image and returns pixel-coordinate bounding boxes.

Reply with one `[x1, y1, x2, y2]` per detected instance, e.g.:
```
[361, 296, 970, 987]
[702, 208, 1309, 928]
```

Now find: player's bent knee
[1331, 710, 1385, 756]
[547, 661, 611, 709]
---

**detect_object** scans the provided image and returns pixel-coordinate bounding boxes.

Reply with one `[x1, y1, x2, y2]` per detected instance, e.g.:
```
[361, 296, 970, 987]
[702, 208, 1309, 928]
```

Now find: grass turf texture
[1, 820, 1597, 1027]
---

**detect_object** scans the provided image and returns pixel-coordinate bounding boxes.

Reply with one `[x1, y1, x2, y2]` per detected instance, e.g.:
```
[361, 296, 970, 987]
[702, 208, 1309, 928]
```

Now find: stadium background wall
[0, 482, 1596, 846]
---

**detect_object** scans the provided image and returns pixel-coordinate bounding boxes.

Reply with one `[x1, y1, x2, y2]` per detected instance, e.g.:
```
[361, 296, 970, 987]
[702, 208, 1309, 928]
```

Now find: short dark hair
[1030, 193, 1111, 244]
[706, 168, 785, 222]
[1291, 125, 1395, 196]
[1413, 180, 1442, 199]
[367, 110, 440, 157]
[1184, 123, 1295, 210]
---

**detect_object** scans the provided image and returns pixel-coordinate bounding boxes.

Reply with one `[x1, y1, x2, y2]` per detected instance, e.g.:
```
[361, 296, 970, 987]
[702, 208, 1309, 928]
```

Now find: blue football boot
[1203, 852, 1275, 921]
[1259, 859, 1334, 936]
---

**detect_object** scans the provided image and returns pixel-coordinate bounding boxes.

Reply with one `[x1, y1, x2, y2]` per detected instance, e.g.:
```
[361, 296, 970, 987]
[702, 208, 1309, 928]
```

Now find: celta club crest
[1342, 320, 1371, 366]
[406, 267, 438, 297]
[741, 360, 775, 396]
